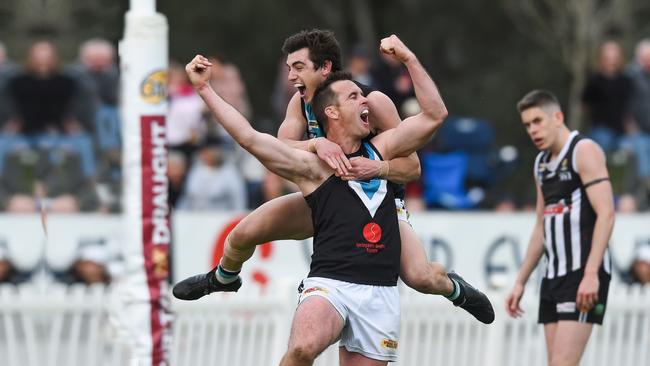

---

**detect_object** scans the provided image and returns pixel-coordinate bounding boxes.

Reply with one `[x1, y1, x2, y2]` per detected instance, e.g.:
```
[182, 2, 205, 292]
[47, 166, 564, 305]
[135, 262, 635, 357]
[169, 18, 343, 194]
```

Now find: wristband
[379, 161, 390, 177]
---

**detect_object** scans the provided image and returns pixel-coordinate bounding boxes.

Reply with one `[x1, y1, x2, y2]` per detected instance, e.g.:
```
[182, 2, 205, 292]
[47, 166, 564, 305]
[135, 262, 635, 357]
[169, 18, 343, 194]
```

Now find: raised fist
[185, 55, 213, 90]
[379, 35, 415, 64]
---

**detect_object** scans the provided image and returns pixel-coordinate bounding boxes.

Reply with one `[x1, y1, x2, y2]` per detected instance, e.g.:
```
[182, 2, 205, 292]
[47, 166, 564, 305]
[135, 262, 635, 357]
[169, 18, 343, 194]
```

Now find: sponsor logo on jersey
[381, 338, 398, 349]
[302, 286, 329, 296]
[556, 301, 576, 313]
[362, 222, 382, 243]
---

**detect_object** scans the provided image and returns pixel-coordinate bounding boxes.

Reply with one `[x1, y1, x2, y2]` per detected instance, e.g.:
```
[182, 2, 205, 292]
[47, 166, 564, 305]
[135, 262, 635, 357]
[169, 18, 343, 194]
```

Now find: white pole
[117, 0, 171, 365]
[129, 0, 156, 14]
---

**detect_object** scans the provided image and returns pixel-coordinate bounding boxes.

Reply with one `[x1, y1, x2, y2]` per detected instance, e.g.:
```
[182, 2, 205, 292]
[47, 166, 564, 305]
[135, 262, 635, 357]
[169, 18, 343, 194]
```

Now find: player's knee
[286, 343, 319, 364]
[228, 223, 255, 250]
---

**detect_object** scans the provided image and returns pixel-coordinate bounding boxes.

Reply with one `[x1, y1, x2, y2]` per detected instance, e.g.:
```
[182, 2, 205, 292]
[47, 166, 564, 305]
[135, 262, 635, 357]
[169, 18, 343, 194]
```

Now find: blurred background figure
[347, 44, 374, 87]
[0, 40, 19, 130]
[622, 39, 650, 209]
[167, 150, 188, 208]
[67, 38, 121, 212]
[7, 41, 80, 135]
[1, 41, 98, 213]
[52, 238, 113, 285]
[371, 48, 415, 117]
[581, 40, 633, 153]
[176, 137, 247, 211]
[166, 60, 205, 162]
[271, 59, 296, 122]
[624, 243, 650, 285]
[0, 238, 32, 285]
[35, 146, 99, 212]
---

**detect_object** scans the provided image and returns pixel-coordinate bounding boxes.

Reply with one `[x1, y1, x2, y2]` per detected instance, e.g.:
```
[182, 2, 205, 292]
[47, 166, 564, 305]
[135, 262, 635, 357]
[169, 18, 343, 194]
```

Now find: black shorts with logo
[538, 269, 610, 325]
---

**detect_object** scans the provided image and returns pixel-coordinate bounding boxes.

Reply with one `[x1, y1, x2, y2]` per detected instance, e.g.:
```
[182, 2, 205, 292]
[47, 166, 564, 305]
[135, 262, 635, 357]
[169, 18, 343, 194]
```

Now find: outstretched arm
[505, 182, 545, 318]
[372, 35, 448, 160]
[186, 55, 314, 182]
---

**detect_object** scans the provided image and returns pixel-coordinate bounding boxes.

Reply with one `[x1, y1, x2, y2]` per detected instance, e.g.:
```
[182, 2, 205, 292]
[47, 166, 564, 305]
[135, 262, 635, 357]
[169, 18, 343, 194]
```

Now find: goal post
[117, 1, 171, 365]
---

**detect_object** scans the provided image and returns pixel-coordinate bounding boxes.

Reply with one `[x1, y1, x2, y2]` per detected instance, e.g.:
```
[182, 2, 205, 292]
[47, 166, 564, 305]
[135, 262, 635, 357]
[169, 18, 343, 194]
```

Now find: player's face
[331, 80, 370, 138]
[286, 48, 328, 103]
[520, 106, 562, 150]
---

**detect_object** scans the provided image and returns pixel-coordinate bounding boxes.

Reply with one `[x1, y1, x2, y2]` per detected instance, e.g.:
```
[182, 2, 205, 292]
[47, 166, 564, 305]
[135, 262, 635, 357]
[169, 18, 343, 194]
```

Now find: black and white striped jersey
[534, 131, 612, 279]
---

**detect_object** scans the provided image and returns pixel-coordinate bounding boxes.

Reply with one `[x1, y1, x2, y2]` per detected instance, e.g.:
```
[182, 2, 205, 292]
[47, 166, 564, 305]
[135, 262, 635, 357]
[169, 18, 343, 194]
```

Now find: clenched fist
[185, 55, 213, 90]
[379, 35, 415, 64]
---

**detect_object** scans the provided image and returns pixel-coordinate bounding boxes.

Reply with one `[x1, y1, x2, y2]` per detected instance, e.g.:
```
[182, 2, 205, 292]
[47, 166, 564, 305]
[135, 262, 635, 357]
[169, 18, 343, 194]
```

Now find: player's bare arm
[187, 55, 328, 193]
[371, 35, 448, 160]
[575, 140, 615, 312]
[505, 182, 545, 318]
[343, 90, 421, 183]
[278, 91, 351, 176]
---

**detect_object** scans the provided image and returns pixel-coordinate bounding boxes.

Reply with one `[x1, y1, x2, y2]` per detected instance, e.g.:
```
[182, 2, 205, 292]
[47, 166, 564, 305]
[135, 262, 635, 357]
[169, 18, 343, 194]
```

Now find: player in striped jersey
[506, 90, 615, 366]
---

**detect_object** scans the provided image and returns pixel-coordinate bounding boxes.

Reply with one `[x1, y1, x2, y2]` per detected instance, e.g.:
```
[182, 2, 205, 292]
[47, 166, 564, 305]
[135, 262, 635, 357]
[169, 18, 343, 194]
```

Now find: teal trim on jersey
[304, 103, 325, 138]
[359, 142, 381, 199]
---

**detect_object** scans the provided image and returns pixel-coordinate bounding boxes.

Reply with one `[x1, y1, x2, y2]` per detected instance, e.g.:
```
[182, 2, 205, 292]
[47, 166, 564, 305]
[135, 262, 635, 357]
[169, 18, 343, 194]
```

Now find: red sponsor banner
[140, 115, 171, 365]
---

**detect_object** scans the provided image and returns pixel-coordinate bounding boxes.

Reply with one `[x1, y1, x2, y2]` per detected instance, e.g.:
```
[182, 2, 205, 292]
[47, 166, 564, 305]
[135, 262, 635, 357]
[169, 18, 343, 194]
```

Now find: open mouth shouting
[360, 108, 370, 126]
[294, 83, 306, 97]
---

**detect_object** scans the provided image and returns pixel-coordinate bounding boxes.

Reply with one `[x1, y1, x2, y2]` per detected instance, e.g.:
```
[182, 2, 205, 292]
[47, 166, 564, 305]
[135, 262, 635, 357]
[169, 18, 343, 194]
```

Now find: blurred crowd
[581, 39, 650, 213]
[0, 37, 649, 217]
[0, 37, 649, 289]
[0, 236, 122, 286]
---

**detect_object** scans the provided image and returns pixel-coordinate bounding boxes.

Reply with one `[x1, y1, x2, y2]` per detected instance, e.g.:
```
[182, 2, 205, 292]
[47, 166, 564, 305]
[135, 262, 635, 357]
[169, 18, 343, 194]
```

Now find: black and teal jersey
[301, 81, 407, 200]
[305, 139, 400, 286]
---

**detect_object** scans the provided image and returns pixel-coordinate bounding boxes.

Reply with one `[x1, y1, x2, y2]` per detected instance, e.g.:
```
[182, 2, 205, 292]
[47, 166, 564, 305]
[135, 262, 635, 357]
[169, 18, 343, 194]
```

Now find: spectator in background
[167, 150, 187, 208]
[176, 138, 247, 211]
[347, 44, 374, 87]
[623, 39, 650, 208]
[67, 39, 120, 211]
[624, 244, 650, 285]
[371, 48, 415, 117]
[67, 39, 119, 135]
[0, 41, 19, 128]
[52, 238, 112, 285]
[206, 56, 269, 208]
[167, 60, 206, 163]
[2, 41, 98, 212]
[7, 41, 81, 136]
[581, 40, 633, 153]
[271, 59, 297, 122]
[0, 239, 31, 285]
[35, 147, 99, 212]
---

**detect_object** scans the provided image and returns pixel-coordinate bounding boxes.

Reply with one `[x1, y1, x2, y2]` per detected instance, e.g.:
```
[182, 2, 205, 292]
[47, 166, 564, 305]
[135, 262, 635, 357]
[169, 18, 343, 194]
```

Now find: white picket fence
[0, 282, 648, 366]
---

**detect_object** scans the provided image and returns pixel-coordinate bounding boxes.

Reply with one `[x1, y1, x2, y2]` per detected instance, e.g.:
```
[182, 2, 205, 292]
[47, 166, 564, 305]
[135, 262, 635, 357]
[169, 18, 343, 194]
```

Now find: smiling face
[286, 47, 331, 102]
[327, 80, 370, 138]
[520, 105, 563, 151]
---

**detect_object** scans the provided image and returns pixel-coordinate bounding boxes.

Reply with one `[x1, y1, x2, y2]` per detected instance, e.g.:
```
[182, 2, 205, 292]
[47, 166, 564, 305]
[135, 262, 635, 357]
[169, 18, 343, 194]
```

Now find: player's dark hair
[282, 29, 342, 72]
[311, 71, 353, 132]
[516, 90, 561, 113]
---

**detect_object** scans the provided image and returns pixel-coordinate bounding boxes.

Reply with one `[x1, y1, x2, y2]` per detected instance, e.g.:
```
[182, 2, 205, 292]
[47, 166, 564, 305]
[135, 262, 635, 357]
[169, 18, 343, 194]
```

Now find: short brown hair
[311, 71, 353, 133]
[281, 29, 342, 72]
[516, 90, 561, 113]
